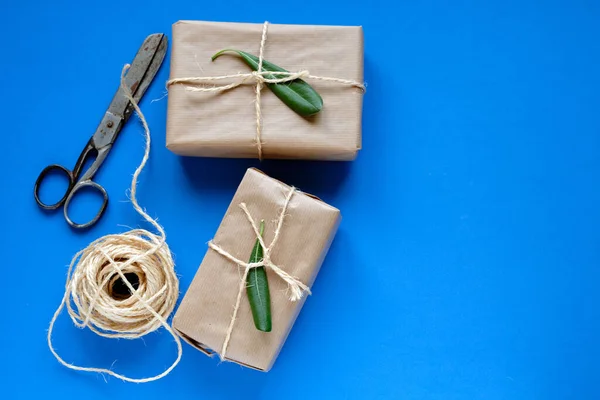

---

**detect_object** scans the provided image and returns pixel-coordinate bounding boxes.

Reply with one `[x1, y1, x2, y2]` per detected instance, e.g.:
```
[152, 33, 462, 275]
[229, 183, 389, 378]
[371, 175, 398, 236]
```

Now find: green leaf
[246, 220, 272, 332]
[212, 49, 323, 117]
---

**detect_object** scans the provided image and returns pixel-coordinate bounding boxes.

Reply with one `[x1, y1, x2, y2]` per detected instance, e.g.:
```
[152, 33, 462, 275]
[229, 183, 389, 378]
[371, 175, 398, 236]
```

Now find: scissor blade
[130, 34, 168, 106]
[91, 33, 167, 150]
[108, 33, 168, 120]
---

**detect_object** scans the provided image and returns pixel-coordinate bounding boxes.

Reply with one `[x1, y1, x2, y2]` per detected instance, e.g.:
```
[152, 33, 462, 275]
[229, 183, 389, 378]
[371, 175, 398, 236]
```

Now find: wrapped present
[172, 168, 341, 371]
[165, 20, 365, 160]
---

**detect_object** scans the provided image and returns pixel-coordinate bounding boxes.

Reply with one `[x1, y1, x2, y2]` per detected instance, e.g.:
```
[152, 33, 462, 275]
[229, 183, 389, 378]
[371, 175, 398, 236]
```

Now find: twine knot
[249, 69, 311, 85]
[251, 70, 264, 82]
[206, 187, 310, 361]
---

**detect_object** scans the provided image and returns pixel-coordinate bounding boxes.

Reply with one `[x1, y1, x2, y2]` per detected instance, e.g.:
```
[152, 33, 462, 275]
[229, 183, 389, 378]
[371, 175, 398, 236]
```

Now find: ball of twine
[65, 230, 178, 339]
[47, 64, 182, 383]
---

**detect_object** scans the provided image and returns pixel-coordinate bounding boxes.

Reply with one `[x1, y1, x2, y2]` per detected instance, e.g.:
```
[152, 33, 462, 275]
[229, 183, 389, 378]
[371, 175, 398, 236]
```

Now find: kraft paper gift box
[165, 20, 365, 160]
[172, 168, 341, 371]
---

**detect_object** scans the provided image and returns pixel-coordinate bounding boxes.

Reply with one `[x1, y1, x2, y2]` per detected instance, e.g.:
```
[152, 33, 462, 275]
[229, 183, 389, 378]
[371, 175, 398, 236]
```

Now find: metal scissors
[34, 33, 168, 229]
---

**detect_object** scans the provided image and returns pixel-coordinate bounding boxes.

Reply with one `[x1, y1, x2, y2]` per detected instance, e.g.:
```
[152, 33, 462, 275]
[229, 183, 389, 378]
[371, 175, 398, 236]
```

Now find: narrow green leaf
[212, 49, 323, 117]
[246, 220, 272, 332]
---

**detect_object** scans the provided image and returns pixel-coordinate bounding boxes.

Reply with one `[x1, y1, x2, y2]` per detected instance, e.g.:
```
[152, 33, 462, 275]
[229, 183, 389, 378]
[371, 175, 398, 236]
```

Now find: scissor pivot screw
[107, 121, 114, 128]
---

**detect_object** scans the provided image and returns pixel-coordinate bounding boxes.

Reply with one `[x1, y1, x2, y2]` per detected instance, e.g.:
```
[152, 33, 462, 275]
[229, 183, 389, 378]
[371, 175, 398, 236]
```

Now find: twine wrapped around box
[206, 186, 310, 360]
[166, 21, 366, 160]
[171, 167, 341, 371]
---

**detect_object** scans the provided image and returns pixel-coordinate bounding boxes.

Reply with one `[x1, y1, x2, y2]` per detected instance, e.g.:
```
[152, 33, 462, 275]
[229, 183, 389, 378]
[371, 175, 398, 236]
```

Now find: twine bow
[207, 187, 311, 360]
[166, 21, 366, 160]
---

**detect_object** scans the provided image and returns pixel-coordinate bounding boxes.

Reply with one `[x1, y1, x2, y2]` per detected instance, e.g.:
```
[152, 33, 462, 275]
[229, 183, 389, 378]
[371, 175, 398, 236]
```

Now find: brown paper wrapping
[172, 168, 341, 371]
[165, 20, 364, 160]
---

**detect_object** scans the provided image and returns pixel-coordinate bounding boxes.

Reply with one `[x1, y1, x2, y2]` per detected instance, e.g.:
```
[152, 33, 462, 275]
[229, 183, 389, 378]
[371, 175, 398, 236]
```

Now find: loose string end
[47, 62, 182, 384]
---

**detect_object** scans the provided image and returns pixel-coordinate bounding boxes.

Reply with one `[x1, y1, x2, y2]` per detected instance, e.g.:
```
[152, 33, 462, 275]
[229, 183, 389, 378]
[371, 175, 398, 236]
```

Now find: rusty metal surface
[33, 33, 168, 229]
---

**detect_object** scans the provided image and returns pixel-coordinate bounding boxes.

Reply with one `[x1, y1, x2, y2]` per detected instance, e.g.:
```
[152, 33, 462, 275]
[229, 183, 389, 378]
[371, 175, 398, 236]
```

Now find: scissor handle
[63, 179, 108, 229]
[34, 164, 76, 210]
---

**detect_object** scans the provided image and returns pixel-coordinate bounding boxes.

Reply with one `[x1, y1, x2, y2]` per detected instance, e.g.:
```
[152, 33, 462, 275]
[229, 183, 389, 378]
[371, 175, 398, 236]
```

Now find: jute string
[206, 187, 310, 360]
[47, 64, 182, 383]
[166, 21, 366, 160]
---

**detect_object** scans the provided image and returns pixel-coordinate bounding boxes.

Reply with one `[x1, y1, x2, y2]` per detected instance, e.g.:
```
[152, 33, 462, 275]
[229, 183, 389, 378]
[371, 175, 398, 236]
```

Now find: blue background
[1, 0, 599, 398]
